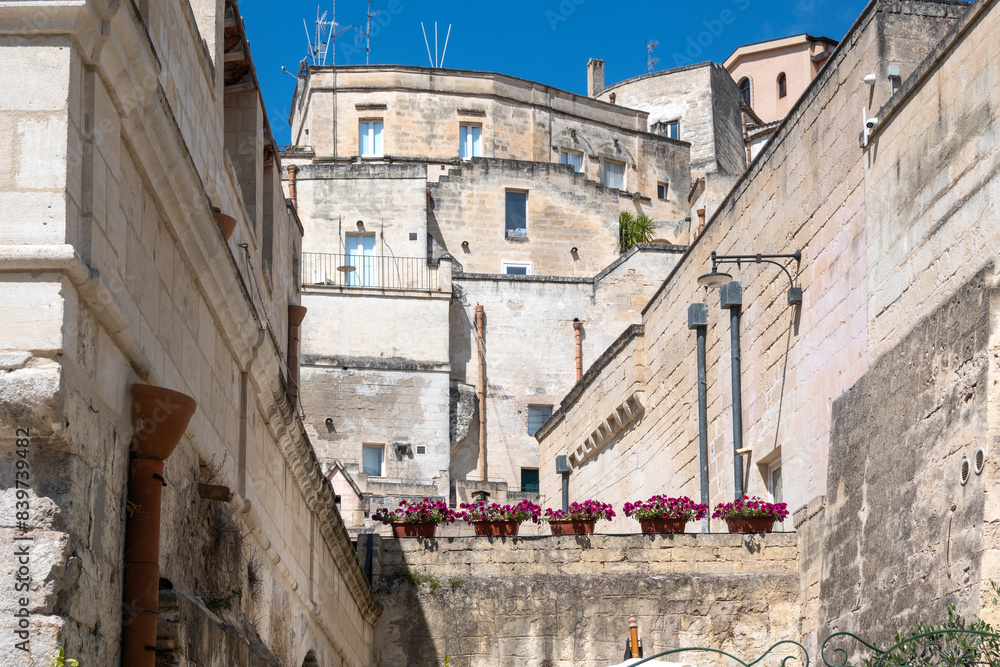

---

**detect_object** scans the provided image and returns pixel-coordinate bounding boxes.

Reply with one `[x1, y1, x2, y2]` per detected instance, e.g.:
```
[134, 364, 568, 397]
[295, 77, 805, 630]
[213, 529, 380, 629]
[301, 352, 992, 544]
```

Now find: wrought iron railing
[625, 628, 1000, 667]
[301, 252, 439, 291]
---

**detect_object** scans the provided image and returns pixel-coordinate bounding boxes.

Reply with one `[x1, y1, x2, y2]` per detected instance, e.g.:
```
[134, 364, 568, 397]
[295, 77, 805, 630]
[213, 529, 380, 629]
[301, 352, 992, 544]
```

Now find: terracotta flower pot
[472, 520, 520, 536]
[638, 518, 687, 534]
[726, 517, 775, 533]
[390, 522, 437, 538]
[548, 519, 596, 535]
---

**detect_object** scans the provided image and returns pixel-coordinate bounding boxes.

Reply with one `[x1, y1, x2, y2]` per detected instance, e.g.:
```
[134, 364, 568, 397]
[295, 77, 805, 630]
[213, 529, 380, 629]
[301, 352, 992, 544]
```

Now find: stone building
[285, 65, 696, 527]
[0, 0, 377, 665]
[538, 0, 998, 652]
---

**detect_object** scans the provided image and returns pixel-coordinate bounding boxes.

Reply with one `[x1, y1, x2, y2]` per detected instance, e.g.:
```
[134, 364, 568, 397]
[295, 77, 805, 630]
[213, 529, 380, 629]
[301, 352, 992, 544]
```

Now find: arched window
[738, 77, 751, 106]
[777, 72, 787, 99]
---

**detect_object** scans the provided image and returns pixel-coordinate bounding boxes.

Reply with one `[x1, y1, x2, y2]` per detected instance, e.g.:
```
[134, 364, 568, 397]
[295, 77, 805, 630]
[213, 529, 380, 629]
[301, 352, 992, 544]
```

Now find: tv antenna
[356, 0, 381, 65]
[645, 39, 659, 73]
[304, 3, 352, 66]
[420, 21, 452, 68]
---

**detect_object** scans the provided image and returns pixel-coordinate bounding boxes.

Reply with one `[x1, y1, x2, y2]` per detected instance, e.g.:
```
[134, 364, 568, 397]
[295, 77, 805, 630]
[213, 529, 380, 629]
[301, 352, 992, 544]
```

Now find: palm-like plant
[618, 211, 655, 254]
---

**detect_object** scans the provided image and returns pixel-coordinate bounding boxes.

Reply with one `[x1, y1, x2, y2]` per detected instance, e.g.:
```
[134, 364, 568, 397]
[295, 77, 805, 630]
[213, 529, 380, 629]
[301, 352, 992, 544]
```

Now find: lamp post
[697, 250, 802, 500]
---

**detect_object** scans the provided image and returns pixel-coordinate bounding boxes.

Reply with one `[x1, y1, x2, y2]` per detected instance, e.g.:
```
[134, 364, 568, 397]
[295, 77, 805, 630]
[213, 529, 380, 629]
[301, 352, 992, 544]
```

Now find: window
[345, 233, 376, 286]
[527, 406, 552, 435]
[505, 190, 528, 239]
[777, 72, 787, 99]
[560, 149, 583, 172]
[657, 182, 669, 201]
[603, 159, 625, 190]
[663, 120, 680, 140]
[521, 468, 540, 494]
[738, 77, 751, 105]
[502, 261, 531, 275]
[359, 120, 383, 157]
[768, 462, 785, 530]
[459, 124, 482, 159]
[362, 444, 384, 477]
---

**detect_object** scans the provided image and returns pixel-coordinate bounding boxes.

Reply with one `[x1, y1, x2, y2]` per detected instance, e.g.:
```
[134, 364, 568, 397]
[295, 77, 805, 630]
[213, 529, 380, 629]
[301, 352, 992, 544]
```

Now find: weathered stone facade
[0, 1, 377, 665]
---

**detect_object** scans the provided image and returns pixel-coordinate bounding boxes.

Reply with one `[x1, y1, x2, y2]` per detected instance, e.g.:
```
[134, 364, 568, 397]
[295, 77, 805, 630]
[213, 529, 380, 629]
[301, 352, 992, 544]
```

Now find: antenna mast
[645, 39, 659, 73]
[419, 21, 453, 69]
[303, 3, 352, 67]
[357, 0, 381, 65]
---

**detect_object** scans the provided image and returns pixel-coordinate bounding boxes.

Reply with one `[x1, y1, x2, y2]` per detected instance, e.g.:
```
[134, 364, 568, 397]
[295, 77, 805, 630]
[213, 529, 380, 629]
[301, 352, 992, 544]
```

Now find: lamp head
[697, 271, 733, 288]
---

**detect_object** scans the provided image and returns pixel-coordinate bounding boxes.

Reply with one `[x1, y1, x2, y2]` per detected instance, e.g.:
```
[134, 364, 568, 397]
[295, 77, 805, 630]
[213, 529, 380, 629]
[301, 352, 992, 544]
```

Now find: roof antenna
[304, 2, 352, 67]
[419, 21, 453, 69]
[357, 0, 381, 65]
[645, 39, 659, 73]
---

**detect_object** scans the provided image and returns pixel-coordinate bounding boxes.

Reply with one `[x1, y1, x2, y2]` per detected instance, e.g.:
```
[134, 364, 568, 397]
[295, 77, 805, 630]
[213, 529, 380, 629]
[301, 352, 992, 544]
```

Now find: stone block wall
[373, 533, 800, 667]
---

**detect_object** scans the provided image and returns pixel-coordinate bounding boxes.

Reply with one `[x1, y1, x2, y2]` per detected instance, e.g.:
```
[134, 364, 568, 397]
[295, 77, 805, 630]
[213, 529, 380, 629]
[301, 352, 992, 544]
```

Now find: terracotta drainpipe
[629, 615, 640, 658]
[287, 165, 299, 210]
[475, 305, 487, 482]
[573, 318, 584, 382]
[288, 304, 308, 405]
[696, 208, 707, 236]
[123, 384, 197, 667]
[741, 108, 752, 165]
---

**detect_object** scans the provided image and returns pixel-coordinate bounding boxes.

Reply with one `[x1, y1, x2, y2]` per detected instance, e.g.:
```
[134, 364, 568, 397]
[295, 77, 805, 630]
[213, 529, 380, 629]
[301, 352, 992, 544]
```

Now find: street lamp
[697, 249, 802, 500]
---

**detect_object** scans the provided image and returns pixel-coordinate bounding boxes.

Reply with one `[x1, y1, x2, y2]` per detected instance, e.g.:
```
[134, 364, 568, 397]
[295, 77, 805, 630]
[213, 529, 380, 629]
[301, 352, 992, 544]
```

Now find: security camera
[865, 116, 879, 130]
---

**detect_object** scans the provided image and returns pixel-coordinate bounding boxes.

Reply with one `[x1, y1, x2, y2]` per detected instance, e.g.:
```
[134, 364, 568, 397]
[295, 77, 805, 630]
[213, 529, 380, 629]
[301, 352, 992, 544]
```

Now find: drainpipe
[688, 303, 710, 532]
[696, 208, 706, 236]
[720, 282, 744, 500]
[556, 455, 569, 512]
[741, 108, 752, 166]
[629, 615, 640, 658]
[123, 384, 197, 667]
[287, 165, 299, 210]
[572, 318, 584, 382]
[288, 304, 308, 406]
[475, 305, 488, 482]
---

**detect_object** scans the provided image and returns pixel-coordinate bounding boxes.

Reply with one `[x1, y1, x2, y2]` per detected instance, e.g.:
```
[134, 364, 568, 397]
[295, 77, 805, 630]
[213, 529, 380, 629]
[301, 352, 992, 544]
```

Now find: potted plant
[544, 501, 615, 535]
[712, 495, 789, 534]
[459, 499, 541, 536]
[372, 498, 459, 537]
[623, 495, 708, 534]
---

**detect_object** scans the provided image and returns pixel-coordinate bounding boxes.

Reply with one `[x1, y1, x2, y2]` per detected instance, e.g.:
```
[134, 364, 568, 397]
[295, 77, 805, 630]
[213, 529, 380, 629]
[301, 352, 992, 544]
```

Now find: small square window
[416, 445, 426, 455]
[502, 261, 531, 275]
[409, 232, 418, 241]
[657, 182, 669, 200]
[603, 160, 625, 190]
[362, 444, 384, 477]
[560, 149, 583, 172]
[505, 190, 528, 239]
[460, 124, 482, 159]
[521, 468, 540, 494]
[664, 120, 680, 140]
[527, 406, 552, 435]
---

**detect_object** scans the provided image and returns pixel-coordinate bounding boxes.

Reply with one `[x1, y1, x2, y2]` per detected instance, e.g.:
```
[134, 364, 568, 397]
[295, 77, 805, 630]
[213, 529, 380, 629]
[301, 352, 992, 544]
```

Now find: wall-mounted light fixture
[697, 250, 802, 305]
[357, 220, 365, 230]
[570, 247, 578, 254]
[461, 240, 469, 248]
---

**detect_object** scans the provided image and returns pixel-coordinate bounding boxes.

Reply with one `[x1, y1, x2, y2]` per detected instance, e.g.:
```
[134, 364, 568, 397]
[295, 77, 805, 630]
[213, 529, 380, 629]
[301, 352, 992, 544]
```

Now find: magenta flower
[371, 498, 460, 525]
[623, 495, 707, 522]
[543, 500, 615, 522]
[711, 495, 789, 521]
[458, 500, 542, 524]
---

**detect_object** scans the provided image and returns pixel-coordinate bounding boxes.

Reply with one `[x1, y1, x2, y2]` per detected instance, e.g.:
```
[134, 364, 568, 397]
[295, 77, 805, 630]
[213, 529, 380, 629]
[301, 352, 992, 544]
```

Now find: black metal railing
[301, 252, 439, 291]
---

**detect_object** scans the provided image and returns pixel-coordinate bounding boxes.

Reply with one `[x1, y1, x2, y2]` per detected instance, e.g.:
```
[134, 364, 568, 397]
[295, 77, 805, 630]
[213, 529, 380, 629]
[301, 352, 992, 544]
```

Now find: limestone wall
[373, 533, 800, 667]
[0, 1, 377, 666]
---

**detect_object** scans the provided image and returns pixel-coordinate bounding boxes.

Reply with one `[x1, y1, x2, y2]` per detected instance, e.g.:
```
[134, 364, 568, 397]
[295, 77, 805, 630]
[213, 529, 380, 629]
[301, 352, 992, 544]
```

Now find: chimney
[587, 58, 605, 98]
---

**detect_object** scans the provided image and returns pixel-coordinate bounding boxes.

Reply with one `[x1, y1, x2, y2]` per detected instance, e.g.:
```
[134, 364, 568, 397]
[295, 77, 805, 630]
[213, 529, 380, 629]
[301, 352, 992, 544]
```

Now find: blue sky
[240, 0, 870, 145]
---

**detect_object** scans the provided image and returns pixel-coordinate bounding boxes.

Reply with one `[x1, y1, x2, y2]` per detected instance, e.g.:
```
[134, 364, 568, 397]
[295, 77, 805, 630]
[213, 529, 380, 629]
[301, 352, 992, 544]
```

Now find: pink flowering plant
[371, 498, 459, 525]
[543, 500, 615, 522]
[623, 495, 708, 522]
[459, 500, 542, 524]
[711, 495, 789, 521]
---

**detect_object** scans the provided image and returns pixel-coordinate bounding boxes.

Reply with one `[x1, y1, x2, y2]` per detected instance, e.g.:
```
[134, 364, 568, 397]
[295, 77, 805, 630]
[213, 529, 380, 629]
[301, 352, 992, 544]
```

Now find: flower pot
[638, 518, 687, 534]
[390, 522, 437, 538]
[726, 517, 775, 533]
[548, 519, 596, 535]
[472, 520, 520, 536]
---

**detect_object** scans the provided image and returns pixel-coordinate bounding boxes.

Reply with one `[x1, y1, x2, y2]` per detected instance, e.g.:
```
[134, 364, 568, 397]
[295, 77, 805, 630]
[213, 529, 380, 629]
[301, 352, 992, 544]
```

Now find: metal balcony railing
[301, 252, 439, 291]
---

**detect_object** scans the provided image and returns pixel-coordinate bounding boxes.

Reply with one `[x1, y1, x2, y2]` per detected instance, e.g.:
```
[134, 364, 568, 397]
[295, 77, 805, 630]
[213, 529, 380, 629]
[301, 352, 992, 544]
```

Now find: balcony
[301, 252, 443, 291]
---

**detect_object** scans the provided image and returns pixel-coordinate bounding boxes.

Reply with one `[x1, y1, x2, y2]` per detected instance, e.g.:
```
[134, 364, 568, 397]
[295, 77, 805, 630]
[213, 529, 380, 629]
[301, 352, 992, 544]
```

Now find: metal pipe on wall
[573, 318, 584, 382]
[475, 304, 488, 482]
[687, 303, 710, 531]
[721, 282, 744, 499]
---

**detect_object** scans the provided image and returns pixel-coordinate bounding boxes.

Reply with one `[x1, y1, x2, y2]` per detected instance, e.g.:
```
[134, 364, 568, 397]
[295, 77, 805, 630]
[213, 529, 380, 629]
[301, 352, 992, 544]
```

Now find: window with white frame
[527, 406, 552, 435]
[359, 120, 383, 157]
[603, 159, 625, 190]
[501, 260, 531, 275]
[657, 182, 669, 201]
[560, 149, 583, 172]
[362, 444, 384, 477]
[664, 120, 680, 140]
[459, 124, 482, 159]
[505, 190, 528, 239]
[768, 461, 785, 530]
